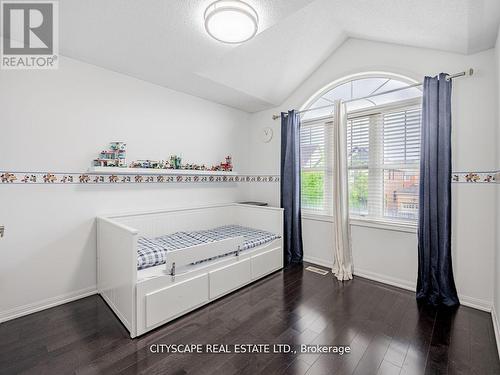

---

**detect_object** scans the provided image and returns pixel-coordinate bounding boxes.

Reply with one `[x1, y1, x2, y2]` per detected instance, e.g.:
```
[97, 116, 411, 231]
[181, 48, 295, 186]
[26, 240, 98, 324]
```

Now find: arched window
[302, 74, 422, 120]
[300, 73, 422, 224]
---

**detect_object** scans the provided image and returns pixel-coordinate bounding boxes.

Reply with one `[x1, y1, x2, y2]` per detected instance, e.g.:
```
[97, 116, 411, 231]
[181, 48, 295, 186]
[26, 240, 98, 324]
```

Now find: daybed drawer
[209, 258, 251, 299]
[145, 274, 208, 328]
[251, 247, 282, 280]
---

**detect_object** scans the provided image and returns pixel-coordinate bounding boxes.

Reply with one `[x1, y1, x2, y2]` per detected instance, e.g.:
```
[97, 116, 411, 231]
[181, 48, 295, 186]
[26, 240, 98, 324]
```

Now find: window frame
[346, 97, 421, 228]
[299, 97, 421, 231]
[301, 72, 420, 116]
[300, 116, 334, 217]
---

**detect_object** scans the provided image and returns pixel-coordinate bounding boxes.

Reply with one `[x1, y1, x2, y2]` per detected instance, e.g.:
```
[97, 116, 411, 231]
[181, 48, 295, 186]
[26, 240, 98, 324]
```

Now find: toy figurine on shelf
[130, 160, 160, 169]
[110, 141, 126, 152]
[157, 160, 171, 169]
[220, 156, 233, 171]
[209, 156, 233, 172]
[169, 155, 182, 169]
[93, 142, 127, 167]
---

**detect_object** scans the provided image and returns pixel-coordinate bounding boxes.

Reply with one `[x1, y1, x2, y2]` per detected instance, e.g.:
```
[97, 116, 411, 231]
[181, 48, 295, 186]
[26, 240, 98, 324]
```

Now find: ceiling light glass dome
[204, 0, 259, 44]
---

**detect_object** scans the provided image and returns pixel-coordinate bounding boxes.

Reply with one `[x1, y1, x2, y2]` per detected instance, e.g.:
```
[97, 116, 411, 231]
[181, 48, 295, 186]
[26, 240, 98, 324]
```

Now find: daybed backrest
[234, 204, 283, 237]
[110, 204, 236, 238]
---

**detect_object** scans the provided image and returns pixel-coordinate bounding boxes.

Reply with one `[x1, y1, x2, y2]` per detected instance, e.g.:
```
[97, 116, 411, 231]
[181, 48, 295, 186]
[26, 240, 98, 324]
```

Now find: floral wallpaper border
[0, 170, 498, 185]
[452, 171, 497, 184]
[0, 171, 280, 184]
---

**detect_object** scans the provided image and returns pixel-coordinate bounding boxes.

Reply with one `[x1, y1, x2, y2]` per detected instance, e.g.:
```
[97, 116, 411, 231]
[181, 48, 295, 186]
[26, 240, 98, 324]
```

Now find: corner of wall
[494, 24, 500, 360]
[492, 306, 500, 361]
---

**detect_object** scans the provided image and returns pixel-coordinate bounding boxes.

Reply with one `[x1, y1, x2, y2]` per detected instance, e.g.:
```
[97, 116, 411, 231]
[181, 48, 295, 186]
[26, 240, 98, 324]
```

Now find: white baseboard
[353, 268, 416, 292]
[352, 267, 492, 312]
[303, 256, 333, 269]
[492, 307, 500, 360]
[459, 295, 492, 312]
[0, 286, 97, 323]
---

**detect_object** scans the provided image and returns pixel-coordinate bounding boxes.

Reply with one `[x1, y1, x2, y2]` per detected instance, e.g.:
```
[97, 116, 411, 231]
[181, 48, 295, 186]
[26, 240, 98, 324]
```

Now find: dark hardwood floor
[1, 264, 499, 375]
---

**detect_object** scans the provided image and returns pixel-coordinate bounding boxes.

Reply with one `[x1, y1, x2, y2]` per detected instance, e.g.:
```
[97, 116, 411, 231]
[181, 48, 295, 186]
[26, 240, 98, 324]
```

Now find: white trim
[0, 286, 97, 323]
[492, 307, 500, 360]
[302, 215, 417, 229]
[353, 267, 492, 312]
[353, 268, 416, 291]
[301, 114, 334, 125]
[303, 256, 333, 269]
[350, 218, 417, 233]
[302, 213, 334, 223]
[459, 295, 492, 313]
[347, 98, 422, 119]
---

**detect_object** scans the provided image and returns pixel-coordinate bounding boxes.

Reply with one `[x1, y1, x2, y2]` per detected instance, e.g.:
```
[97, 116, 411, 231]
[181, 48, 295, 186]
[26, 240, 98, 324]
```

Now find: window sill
[302, 213, 334, 223]
[301, 214, 418, 233]
[349, 217, 417, 234]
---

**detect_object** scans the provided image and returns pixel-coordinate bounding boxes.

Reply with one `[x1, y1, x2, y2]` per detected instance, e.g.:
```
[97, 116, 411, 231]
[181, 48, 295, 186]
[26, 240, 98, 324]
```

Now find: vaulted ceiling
[59, 0, 500, 112]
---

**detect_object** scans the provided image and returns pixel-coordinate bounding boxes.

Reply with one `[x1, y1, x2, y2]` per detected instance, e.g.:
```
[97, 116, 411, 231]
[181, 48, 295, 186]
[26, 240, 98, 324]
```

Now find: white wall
[246, 38, 498, 310]
[0, 56, 251, 320]
[494, 27, 500, 347]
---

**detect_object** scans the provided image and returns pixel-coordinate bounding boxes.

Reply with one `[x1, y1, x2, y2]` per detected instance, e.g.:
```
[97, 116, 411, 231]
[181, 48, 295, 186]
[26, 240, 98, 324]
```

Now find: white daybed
[97, 203, 284, 338]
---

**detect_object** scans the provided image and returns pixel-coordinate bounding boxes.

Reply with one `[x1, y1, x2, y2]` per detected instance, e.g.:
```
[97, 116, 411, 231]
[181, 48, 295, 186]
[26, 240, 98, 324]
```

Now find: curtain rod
[272, 68, 474, 120]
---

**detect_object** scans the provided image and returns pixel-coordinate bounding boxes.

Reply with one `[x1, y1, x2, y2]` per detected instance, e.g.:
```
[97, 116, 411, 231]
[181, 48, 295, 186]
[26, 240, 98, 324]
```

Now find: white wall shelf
[88, 167, 238, 176]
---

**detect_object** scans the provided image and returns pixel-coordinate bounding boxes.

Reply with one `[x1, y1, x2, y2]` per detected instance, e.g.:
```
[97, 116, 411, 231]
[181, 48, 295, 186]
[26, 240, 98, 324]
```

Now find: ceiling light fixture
[204, 0, 259, 44]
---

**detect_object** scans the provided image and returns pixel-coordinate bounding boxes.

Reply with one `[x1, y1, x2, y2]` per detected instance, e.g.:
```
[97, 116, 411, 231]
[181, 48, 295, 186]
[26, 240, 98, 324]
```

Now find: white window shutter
[347, 102, 421, 223]
[300, 117, 334, 216]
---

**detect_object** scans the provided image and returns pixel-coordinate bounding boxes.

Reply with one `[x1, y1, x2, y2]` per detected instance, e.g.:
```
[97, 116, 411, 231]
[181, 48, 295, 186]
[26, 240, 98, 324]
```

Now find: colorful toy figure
[130, 160, 160, 169]
[110, 141, 126, 151]
[169, 155, 182, 169]
[220, 156, 233, 171]
[157, 160, 171, 169]
[209, 156, 233, 171]
[93, 142, 127, 167]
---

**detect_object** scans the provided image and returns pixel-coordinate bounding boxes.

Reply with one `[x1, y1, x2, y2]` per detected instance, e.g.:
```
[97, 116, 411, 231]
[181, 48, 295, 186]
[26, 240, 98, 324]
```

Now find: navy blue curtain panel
[417, 73, 459, 307]
[280, 110, 303, 265]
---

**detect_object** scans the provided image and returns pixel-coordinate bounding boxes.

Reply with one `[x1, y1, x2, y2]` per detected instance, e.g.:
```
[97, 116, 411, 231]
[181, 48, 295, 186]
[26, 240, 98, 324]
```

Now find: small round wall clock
[261, 127, 273, 143]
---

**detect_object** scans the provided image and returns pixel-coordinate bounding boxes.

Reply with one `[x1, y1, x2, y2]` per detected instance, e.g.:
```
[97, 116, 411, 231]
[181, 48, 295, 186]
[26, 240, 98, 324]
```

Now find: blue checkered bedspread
[137, 225, 279, 270]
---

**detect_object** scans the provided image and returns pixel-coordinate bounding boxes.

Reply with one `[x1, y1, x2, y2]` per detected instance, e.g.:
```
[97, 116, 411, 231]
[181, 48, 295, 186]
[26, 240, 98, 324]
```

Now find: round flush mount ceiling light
[204, 0, 259, 44]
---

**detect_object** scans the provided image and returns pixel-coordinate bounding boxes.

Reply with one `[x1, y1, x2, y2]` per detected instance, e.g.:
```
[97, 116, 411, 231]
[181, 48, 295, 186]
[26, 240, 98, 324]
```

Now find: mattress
[137, 225, 279, 270]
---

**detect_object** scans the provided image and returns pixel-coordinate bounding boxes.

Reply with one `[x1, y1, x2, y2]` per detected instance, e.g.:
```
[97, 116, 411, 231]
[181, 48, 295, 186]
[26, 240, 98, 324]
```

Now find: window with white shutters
[381, 106, 421, 221]
[347, 99, 421, 223]
[299, 75, 422, 225]
[300, 117, 334, 216]
[347, 116, 370, 216]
